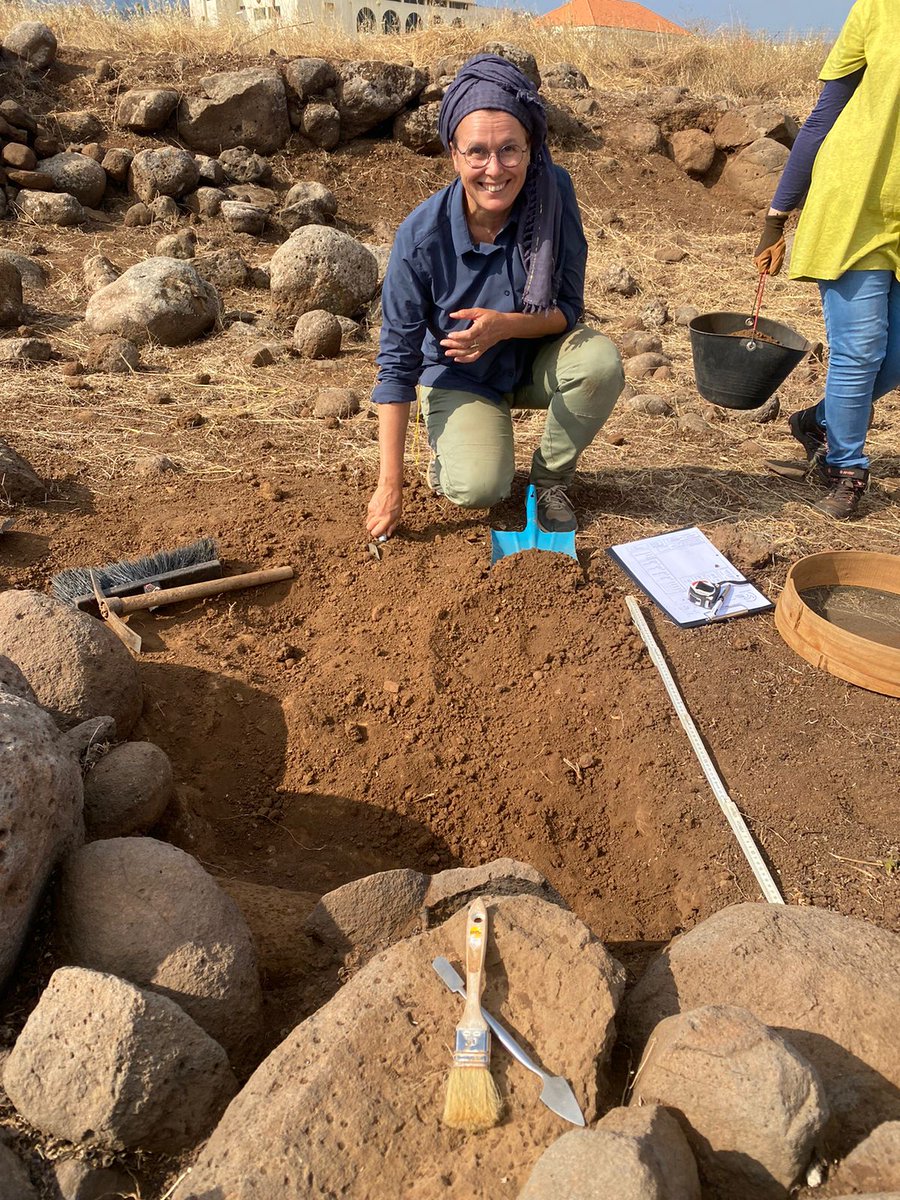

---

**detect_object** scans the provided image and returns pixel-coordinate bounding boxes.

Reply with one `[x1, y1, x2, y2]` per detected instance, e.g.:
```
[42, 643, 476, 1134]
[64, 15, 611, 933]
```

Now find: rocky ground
[0, 15, 898, 1200]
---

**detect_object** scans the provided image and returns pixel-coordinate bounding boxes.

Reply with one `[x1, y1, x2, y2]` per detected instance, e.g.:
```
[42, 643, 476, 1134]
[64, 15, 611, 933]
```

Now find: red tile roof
[535, 0, 688, 35]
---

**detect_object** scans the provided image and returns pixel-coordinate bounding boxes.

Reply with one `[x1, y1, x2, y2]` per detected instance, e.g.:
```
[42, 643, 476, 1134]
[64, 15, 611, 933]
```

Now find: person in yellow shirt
[755, 0, 899, 519]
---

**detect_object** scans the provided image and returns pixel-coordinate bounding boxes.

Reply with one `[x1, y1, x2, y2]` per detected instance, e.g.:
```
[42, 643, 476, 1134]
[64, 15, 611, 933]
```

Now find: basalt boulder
[3, 966, 237, 1152]
[623, 902, 900, 1152]
[177, 68, 290, 156]
[116, 87, 179, 133]
[173, 894, 625, 1199]
[270, 225, 378, 320]
[0, 691, 83, 990]
[0, 589, 142, 734]
[335, 60, 427, 141]
[1, 20, 57, 69]
[58, 837, 262, 1070]
[85, 257, 219, 347]
[129, 146, 200, 203]
[39, 152, 107, 208]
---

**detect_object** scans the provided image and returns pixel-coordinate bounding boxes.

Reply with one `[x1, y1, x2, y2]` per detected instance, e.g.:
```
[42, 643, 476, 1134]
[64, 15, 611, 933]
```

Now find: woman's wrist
[505, 308, 566, 338]
[378, 473, 404, 488]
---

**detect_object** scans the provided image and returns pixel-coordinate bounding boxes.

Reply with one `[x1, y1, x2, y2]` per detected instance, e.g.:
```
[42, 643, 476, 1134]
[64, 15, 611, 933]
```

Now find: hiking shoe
[766, 404, 826, 479]
[813, 466, 869, 519]
[536, 484, 577, 533]
[426, 457, 442, 495]
[788, 404, 827, 460]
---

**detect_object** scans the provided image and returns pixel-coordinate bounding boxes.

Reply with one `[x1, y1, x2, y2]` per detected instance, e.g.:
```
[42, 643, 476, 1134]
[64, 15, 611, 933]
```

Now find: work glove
[754, 213, 788, 276]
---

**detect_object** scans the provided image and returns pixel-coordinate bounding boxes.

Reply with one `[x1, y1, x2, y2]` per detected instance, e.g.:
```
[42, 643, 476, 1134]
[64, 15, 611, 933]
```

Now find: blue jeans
[816, 269, 900, 470]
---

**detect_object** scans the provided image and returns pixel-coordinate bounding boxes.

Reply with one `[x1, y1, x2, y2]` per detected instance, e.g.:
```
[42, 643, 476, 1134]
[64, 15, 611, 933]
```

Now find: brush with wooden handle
[441, 898, 503, 1132]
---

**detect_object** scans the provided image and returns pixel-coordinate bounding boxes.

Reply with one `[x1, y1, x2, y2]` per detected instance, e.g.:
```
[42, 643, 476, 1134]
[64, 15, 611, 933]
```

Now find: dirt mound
[2, 466, 884, 974]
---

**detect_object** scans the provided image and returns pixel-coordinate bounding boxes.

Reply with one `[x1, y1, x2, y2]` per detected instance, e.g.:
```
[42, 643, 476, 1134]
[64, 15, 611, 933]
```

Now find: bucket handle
[745, 272, 768, 341]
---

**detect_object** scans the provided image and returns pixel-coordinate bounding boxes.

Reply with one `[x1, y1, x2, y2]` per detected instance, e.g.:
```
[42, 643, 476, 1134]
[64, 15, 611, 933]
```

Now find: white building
[189, 0, 498, 35]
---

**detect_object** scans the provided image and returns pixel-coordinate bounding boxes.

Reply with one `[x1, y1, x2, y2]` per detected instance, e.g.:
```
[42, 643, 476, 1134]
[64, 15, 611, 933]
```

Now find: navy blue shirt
[772, 68, 865, 212]
[372, 166, 587, 405]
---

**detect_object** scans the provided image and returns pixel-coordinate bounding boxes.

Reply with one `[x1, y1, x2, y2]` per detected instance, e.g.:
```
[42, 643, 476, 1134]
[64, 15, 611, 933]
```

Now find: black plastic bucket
[689, 311, 810, 410]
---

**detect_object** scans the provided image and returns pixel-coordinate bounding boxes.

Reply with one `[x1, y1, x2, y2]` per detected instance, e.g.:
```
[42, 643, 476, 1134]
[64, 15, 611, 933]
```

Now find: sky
[599, 0, 853, 36]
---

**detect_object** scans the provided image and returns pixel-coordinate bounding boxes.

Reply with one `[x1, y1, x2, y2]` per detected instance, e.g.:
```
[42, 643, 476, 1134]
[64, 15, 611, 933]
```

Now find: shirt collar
[449, 177, 520, 256]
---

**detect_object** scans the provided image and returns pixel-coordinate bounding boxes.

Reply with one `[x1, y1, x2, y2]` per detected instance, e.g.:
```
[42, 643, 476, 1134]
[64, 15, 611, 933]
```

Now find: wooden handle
[108, 566, 294, 615]
[461, 899, 489, 1031]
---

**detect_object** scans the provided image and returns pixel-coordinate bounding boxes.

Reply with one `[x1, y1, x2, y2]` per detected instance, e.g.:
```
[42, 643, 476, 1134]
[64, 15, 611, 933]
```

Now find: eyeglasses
[453, 143, 529, 169]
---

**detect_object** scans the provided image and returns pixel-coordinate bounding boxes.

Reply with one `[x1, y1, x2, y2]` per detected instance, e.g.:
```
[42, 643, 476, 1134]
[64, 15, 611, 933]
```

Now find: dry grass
[6, 1, 829, 107]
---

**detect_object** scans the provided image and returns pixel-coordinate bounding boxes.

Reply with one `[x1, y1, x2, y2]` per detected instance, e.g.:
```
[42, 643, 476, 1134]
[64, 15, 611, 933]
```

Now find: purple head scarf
[438, 53, 562, 314]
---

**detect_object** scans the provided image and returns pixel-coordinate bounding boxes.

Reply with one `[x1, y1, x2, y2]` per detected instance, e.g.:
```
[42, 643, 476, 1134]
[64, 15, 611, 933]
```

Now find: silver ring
[471, 341, 480, 350]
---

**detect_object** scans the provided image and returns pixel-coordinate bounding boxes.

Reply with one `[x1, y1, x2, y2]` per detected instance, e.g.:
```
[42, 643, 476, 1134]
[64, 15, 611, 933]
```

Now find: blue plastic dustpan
[490, 485, 578, 566]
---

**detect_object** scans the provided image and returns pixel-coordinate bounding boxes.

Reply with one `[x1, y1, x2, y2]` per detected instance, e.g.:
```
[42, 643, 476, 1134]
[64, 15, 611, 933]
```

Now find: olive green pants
[419, 324, 624, 508]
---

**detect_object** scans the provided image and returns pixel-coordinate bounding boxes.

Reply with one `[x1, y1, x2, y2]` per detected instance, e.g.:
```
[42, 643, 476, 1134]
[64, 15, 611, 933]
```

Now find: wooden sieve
[775, 551, 900, 698]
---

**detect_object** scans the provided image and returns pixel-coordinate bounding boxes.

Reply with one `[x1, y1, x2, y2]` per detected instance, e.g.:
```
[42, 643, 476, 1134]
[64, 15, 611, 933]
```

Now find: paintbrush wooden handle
[461, 899, 489, 1033]
[107, 566, 294, 614]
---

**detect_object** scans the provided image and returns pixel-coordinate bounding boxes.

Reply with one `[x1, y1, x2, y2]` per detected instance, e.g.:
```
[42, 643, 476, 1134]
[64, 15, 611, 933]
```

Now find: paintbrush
[441, 898, 503, 1133]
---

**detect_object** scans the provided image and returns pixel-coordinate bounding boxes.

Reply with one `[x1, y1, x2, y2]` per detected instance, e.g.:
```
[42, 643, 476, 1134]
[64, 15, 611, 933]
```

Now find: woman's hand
[366, 480, 403, 540]
[441, 308, 509, 362]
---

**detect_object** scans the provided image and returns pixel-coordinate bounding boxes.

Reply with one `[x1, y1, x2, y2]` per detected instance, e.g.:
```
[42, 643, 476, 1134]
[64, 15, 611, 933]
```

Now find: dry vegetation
[7, 0, 830, 106]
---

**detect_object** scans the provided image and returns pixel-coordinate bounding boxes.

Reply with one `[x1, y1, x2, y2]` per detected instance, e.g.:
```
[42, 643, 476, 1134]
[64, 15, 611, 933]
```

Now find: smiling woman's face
[450, 110, 530, 226]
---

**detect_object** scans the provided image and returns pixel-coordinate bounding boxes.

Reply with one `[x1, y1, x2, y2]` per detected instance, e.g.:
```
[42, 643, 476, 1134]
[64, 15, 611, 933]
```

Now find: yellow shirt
[790, 0, 900, 281]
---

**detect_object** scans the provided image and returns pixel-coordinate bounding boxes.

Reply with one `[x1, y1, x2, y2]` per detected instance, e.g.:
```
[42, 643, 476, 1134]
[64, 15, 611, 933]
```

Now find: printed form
[608, 527, 773, 627]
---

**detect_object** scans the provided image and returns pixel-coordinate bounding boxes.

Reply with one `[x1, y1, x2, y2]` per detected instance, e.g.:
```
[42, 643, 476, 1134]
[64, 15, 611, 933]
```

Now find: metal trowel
[432, 956, 585, 1126]
[490, 485, 577, 566]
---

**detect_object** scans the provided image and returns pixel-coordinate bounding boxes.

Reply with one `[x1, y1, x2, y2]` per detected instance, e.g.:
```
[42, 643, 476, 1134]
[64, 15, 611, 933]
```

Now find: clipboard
[607, 526, 773, 628]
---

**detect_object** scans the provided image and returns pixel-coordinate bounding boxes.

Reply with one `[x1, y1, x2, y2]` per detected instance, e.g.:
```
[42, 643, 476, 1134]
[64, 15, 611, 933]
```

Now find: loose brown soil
[5, 466, 898, 958]
[726, 329, 785, 345]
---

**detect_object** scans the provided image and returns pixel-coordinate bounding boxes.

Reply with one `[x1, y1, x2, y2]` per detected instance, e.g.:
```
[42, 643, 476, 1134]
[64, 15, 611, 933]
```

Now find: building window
[382, 8, 400, 32]
[356, 5, 375, 29]
[406, 10, 421, 29]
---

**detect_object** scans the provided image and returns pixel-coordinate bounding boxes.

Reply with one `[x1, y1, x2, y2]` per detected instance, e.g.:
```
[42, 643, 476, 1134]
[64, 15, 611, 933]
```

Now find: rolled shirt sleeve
[820, 0, 868, 79]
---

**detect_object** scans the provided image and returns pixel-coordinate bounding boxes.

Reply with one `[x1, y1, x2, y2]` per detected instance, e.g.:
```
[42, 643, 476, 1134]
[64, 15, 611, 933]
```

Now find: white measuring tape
[626, 595, 785, 905]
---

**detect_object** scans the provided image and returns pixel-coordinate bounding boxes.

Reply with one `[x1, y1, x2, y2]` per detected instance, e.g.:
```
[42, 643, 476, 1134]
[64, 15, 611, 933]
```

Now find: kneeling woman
[365, 54, 624, 540]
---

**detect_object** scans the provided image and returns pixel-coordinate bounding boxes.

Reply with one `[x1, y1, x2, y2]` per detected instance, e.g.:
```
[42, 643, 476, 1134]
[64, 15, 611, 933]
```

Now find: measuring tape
[688, 580, 722, 608]
[627, 595, 785, 905]
[689, 578, 751, 609]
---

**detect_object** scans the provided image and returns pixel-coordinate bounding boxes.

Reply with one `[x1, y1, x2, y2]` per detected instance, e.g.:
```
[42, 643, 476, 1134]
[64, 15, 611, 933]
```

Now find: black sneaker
[813, 466, 868, 520]
[536, 485, 577, 533]
[766, 405, 827, 480]
[788, 405, 827, 460]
